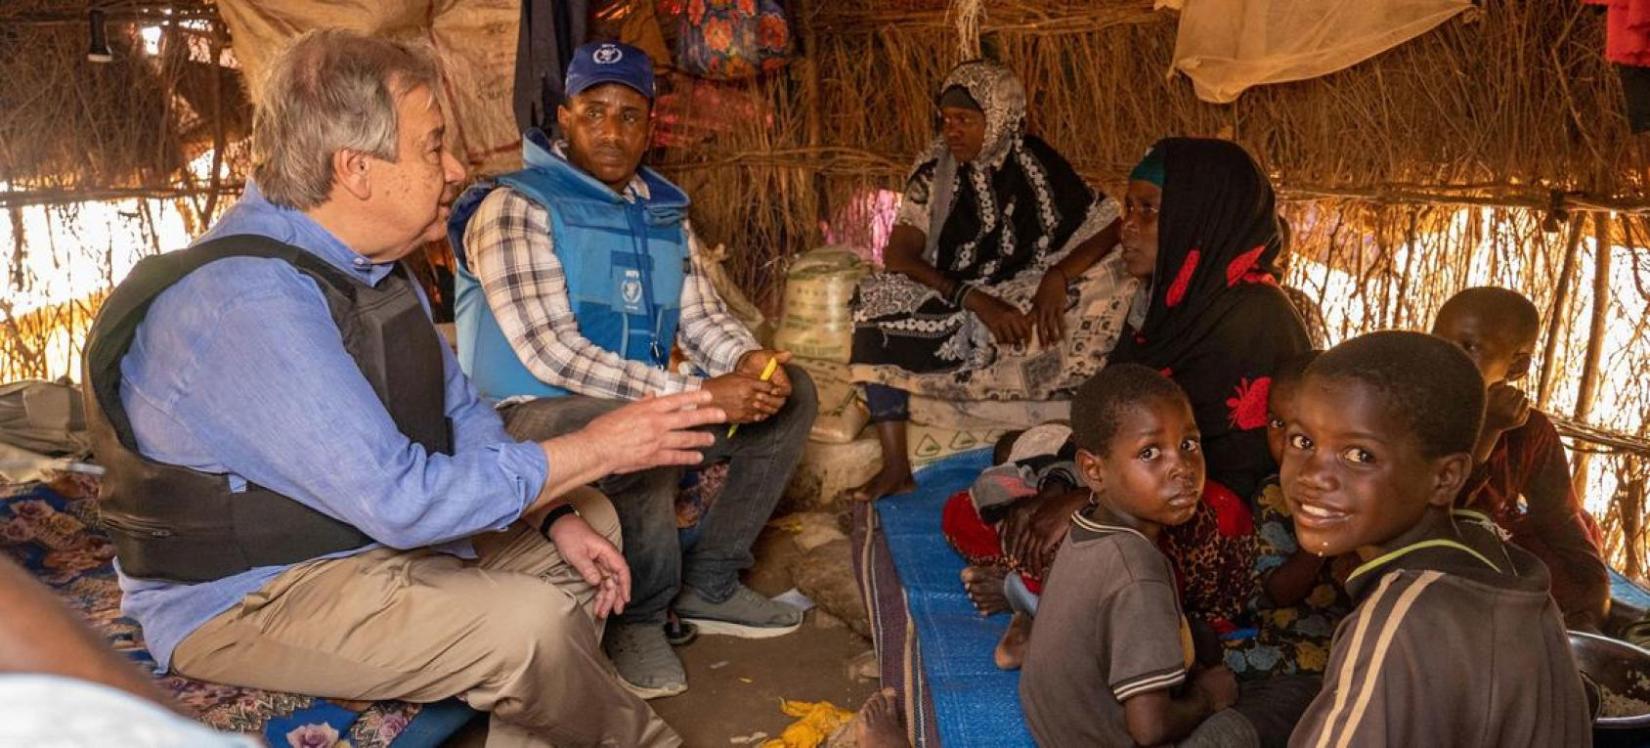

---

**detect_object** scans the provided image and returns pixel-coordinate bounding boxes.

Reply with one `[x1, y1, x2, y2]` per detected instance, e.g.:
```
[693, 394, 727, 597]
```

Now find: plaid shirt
[463, 167, 758, 402]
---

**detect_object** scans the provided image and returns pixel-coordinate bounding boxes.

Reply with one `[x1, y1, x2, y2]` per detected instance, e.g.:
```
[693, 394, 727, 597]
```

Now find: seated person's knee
[565, 486, 622, 549]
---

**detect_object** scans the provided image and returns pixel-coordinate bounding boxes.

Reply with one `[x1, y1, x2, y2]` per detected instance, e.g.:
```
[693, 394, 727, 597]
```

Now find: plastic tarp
[216, 0, 525, 174]
[0, 381, 90, 483]
[0, 381, 87, 457]
[1169, 0, 1475, 104]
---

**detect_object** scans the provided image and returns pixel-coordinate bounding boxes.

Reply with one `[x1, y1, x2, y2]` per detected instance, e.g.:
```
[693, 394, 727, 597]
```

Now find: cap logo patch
[593, 44, 623, 64]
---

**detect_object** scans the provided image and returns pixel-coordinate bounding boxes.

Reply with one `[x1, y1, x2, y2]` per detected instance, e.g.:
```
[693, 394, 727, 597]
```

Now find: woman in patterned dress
[848, 60, 1123, 502]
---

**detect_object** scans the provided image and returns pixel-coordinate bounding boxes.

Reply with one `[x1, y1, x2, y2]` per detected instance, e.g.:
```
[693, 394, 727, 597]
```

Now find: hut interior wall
[7, 0, 1650, 574]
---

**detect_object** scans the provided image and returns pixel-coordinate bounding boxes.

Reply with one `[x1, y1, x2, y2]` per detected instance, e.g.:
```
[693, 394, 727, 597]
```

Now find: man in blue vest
[449, 41, 818, 699]
[87, 30, 719, 746]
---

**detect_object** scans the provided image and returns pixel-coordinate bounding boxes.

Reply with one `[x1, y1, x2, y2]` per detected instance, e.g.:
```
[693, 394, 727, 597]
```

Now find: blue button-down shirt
[117, 182, 549, 672]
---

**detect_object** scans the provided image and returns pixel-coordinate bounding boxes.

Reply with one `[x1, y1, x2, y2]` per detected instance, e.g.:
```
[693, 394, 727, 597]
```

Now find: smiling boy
[1283, 332, 1590, 747]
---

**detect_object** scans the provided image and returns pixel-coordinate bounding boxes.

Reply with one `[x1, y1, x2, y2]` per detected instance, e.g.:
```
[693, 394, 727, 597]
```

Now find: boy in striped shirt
[1283, 332, 1590, 747]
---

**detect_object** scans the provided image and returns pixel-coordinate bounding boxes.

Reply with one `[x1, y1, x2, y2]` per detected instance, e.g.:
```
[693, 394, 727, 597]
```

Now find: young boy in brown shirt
[1020, 364, 1252, 747]
[1283, 331, 1591, 747]
[1431, 286, 1609, 630]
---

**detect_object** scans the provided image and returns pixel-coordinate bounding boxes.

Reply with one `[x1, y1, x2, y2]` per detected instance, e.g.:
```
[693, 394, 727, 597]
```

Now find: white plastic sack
[773, 247, 867, 364]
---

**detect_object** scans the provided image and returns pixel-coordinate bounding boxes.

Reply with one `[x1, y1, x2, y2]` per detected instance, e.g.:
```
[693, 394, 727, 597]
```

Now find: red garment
[1599, 0, 1650, 66]
[1159, 480, 1257, 632]
[1458, 409, 1609, 622]
[941, 489, 1043, 595]
[940, 482, 1258, 617]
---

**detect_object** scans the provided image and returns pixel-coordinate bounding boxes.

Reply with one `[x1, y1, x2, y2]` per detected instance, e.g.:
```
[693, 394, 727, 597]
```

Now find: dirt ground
[446, 524, 879, 747]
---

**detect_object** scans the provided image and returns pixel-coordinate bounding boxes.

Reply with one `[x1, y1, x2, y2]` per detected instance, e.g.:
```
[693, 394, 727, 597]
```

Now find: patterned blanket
[0, 477, 470, 747]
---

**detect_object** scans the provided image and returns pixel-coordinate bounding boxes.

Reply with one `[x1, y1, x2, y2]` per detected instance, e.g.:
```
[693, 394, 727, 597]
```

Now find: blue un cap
[565, 41, 655, 102]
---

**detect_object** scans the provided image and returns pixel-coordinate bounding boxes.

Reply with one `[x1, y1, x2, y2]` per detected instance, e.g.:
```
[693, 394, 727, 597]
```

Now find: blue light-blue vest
[448, 130, 688, 401]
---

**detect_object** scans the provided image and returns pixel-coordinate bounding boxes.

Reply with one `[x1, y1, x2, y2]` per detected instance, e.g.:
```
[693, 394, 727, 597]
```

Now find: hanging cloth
[515, 0, 591, 133]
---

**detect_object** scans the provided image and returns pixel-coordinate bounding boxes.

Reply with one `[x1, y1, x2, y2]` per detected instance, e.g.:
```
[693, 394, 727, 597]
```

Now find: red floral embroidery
[1165, 249, 1200, 307]
[1159, 367, 1174, 378]
[1226, 376, 1271, 431]
[1221, 245, 1280, 286]
[1203, 480, 1254, 538]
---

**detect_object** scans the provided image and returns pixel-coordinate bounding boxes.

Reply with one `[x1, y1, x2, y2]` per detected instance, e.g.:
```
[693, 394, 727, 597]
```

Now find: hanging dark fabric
[514, 0, 591, 134]
[1620, 65, 1650, 133]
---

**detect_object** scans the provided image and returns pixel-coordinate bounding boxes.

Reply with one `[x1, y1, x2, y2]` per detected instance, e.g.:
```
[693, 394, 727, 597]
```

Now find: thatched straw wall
[2, 2, 248, 383]
[652, 0, 1650, 574]
[5, 1, 1650, 572]
[663, 0, 1644, 292]
[0, 1, 247, 202]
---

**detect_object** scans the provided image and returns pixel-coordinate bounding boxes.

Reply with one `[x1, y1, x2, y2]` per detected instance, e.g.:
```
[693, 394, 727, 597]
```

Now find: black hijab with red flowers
[1108, 138, 1310, 498]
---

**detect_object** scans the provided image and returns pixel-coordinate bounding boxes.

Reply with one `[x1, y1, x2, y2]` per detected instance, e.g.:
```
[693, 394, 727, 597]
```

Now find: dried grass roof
[5, 0, 1650, 575]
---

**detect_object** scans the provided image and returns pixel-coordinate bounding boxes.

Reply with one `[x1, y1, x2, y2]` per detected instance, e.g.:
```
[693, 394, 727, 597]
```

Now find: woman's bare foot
[850, 420, 917, 502]
[855, 688, 909, 748]
[993, 612, 1032, 670]
[848, 465, 916, 502]
[960, 565, 1009, 614]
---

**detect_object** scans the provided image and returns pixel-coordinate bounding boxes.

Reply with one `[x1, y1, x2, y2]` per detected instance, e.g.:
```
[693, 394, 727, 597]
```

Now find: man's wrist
[537, 502, 580, 538]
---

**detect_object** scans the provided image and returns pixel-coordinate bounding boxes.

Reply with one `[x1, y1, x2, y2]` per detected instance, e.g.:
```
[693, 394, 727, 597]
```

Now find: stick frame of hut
[6, 0, 1650, 577]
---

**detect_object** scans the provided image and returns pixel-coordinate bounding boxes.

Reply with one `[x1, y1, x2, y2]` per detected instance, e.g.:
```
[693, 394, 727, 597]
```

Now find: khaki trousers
[171, 487, 679, 748]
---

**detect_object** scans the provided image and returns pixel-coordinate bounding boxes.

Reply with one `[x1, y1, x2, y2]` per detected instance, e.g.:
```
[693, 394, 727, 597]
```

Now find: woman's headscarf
[1128, 138, 1286, 355]
[911, 60, 1095, 285]
[1109, 137, 1310, 497]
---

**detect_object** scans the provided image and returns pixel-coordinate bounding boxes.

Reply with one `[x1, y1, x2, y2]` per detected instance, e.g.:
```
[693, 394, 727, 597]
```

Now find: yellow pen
[727, 356, 780, 438]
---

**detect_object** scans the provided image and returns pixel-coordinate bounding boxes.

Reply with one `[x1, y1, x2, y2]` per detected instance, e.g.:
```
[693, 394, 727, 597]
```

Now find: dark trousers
[502, 365, 817, 625]
[863, 382, 910, 423]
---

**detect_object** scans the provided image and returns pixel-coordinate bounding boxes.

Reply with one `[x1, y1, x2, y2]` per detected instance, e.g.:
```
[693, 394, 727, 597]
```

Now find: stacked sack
[772, 248, 871, 445]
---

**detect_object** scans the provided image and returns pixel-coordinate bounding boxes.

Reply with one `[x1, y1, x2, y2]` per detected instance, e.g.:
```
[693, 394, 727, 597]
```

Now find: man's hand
[547, 513, 631, 619]
[1022, 488, 1082, 575]
[736, 349, 794, 398]
[703, 373, 783, 424]
[1484, 382, 1532, 435]
[1191, 665, 1239, 712]
[581, 390, 724, 474]
[965, 290, 1032, 347]
[1031, 269, 1069, 346]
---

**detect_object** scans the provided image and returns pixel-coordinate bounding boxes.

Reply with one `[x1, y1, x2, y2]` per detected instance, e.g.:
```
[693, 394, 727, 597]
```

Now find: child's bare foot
[993, 612, 1032, 670]
[855, 688, 909, 748]
[848, 466, 916, 502]
[960, 565, 1009, 614]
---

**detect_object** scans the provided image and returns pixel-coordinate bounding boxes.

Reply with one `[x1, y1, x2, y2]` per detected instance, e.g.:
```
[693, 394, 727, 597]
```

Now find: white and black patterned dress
[852, 61, 1118, 379]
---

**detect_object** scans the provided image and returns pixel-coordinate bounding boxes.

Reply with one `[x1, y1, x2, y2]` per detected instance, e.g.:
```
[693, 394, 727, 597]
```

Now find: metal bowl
[1571, 631, 1650, 729]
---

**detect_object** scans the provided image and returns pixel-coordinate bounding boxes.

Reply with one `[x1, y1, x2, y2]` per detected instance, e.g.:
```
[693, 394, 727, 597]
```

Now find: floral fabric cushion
[0, 479, 457, 747]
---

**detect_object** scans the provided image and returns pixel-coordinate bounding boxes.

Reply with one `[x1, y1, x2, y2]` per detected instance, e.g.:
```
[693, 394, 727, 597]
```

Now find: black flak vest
[82, 235, 453, 583]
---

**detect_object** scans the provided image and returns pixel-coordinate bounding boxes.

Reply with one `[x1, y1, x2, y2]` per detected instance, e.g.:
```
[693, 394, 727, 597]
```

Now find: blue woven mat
[874, 449, 1035, 748]
[1612, 569, 1650, 612]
